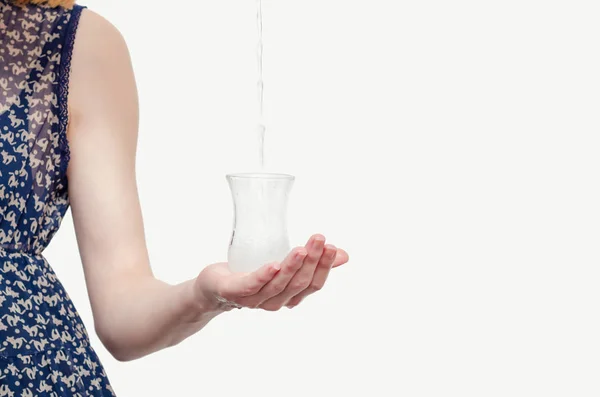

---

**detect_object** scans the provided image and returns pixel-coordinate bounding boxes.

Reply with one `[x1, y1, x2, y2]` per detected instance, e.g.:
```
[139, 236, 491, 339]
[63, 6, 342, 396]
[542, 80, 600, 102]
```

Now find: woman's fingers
[332, 248, 349, 268]
[286, 244, 337, 308]
[219, 261, 280, 301]
[259, 234, 327, 311]
[212, 235, 348, 311]
[310, 244, 337, 292]
[237, 247, 307, 308]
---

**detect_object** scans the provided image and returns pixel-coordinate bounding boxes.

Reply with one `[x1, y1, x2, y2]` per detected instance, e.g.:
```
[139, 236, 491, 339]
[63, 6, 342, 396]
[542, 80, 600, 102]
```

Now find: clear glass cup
[226, 173, 295, 273]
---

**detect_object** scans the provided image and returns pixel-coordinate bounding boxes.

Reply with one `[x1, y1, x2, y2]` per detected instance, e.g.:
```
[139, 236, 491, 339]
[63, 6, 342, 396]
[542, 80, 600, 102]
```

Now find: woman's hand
[195, 234, 349, 312]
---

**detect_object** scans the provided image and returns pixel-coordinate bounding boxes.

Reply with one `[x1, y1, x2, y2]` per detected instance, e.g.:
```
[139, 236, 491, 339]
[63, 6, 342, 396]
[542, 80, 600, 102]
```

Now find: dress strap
[57, 4, 86, 180]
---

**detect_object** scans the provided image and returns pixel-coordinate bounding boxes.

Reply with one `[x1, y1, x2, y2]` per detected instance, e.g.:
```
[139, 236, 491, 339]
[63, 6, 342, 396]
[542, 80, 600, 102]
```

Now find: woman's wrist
[182, 277, 224, 322]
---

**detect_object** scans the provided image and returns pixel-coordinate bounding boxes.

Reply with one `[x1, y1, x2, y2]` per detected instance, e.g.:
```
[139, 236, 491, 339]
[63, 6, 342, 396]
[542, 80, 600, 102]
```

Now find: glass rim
[226, 172, 295, 180]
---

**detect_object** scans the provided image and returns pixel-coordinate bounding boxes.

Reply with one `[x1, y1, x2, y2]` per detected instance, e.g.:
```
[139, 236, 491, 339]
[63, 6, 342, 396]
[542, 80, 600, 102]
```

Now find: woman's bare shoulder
[75, 8, 129, 61]
[69, 7, 136, 119]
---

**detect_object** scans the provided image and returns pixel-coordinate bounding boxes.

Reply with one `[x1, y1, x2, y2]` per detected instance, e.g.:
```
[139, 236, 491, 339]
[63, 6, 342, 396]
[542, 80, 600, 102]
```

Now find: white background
[45, 0, 600, 396]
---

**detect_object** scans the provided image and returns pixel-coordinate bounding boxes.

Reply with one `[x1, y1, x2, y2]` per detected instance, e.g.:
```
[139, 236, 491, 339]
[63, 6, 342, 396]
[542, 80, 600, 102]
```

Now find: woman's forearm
[95, 273, 223, 362]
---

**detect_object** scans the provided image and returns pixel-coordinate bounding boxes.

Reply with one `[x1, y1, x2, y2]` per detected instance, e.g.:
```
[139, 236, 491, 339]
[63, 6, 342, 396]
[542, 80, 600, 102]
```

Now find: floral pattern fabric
[1, 1, 116, 395]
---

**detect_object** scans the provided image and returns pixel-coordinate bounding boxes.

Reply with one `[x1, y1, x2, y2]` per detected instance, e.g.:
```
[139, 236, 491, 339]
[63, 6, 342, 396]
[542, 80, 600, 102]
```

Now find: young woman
[0, 0, 350, 394]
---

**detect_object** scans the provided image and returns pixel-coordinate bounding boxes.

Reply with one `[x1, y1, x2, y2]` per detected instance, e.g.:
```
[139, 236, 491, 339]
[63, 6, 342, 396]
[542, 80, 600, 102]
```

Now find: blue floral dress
[0, 1, 115, 395]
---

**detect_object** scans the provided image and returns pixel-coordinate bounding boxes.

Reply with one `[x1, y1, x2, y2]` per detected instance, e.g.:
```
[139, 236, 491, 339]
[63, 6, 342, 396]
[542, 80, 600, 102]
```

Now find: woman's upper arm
[66, 9, 151, 320]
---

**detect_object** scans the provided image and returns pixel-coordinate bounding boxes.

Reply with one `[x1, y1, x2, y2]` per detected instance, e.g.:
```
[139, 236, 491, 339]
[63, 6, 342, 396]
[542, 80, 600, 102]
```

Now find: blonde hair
[10, 0, 76, 8]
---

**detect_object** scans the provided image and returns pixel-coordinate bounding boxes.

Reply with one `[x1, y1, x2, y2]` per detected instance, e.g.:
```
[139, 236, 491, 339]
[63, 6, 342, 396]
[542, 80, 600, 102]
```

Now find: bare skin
[66, 9, 349, 362]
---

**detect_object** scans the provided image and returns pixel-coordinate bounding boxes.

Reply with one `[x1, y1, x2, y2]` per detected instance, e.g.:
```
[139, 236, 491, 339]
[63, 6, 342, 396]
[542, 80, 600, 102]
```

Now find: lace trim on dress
[57, 4, 85, 181]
